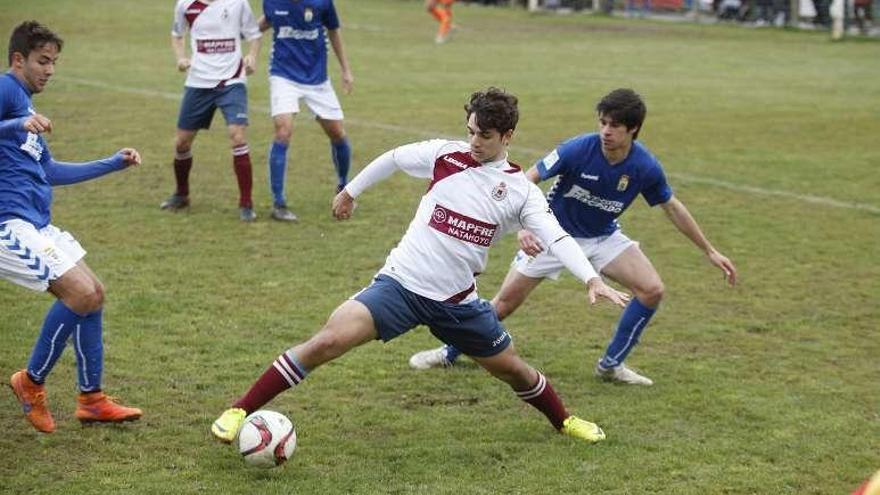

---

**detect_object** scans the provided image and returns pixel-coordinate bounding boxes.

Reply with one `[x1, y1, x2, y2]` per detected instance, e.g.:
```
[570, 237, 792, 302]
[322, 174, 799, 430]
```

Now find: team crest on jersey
[617, 174, 630, 192]
[304, 8, 314, 22]
[491, 182, 508, 201]
[222, 8, 229, 20]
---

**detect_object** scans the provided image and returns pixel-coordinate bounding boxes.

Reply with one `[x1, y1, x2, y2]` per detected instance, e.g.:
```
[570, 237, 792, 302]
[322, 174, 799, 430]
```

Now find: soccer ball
[237, 410, 297, 468]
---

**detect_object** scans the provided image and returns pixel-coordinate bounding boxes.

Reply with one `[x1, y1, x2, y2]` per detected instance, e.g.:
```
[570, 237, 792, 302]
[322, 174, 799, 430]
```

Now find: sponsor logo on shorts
[196, 38, 236, 54]
[491, 331, 510, 347]
[429, 204, 497, 247]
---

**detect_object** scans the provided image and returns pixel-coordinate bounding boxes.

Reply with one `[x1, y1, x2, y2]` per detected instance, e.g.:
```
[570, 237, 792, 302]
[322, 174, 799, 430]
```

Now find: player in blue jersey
[2, 21, 143, 433]
[409, 88, 738, 385]
[260, 0, 354, 222]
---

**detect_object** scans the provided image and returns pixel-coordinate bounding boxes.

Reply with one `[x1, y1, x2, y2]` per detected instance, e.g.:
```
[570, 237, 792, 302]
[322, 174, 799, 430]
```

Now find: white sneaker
[409, 346, 452, 370]
[594, 361, 653, 386]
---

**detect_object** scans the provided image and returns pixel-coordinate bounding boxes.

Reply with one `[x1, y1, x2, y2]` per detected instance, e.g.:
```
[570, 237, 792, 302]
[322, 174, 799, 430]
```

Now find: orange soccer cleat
[9, 369, 56, 433]
[75, 391, 143, 424]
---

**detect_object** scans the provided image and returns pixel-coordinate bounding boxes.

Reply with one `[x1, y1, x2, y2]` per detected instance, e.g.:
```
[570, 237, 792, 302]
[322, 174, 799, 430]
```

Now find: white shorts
[512, 229, 636, 280]
[0, 219, 86, 291]
[269, 76, 344, 120]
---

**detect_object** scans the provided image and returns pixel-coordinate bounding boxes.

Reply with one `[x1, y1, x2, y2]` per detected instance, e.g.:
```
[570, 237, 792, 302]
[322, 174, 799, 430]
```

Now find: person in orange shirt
[426, 0, 455, 44]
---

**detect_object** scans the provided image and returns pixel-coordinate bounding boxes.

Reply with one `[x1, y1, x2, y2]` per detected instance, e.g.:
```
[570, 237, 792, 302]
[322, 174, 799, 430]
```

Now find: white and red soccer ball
[237, 410, 297, 468]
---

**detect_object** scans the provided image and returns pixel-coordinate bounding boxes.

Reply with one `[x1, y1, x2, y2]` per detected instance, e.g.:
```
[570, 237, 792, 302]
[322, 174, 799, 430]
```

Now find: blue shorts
[353, 274, 511, 358]
[177, 84, 249, 130]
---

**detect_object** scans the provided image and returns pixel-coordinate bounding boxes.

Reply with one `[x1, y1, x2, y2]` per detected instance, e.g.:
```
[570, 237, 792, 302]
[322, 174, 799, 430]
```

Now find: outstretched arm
[546, 235, 630, 307]
[332, 149, 397, 220]
[660, 196, 737, 286]
[43, 148, 141, 186]
[327, 29, 353, 95]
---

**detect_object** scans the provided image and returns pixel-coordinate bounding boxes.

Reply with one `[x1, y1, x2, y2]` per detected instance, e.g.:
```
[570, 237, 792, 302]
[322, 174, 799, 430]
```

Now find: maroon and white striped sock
[232, 144, 253, 208]
[233, 350, 308, 414]
[515, 372, 569, 430]
[173, 150, 193, 196]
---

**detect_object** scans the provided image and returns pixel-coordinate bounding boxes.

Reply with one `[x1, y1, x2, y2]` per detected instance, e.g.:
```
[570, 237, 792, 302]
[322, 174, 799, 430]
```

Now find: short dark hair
[7, 21, 63, 66]
[464, 87, 519, 135]
[596, 88, 646, 140]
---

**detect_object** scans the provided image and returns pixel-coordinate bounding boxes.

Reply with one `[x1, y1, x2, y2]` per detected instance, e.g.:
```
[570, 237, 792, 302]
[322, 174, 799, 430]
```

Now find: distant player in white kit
[260, 0, 354, 222]
[212, 88, 629, 445]
[161, 0, 262, 222]
[409, 88, 738, 385]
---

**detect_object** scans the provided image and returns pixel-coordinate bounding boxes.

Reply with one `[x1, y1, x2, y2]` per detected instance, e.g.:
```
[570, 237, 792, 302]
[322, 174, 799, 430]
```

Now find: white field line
[60, 76, 880, 215]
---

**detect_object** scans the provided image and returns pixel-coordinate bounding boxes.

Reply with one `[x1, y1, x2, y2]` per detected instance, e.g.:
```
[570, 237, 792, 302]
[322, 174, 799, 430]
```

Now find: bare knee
[492, 297, 514, 321]
[636, 280, 664, 307]
[66, 281, 104, 315]
[274, 124, 293, 144]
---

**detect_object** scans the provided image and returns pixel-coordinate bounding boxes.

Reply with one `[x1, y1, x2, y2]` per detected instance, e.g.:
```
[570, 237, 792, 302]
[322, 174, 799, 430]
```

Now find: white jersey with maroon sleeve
[172, 0, 261, 88]
[374, 140, 571, 303]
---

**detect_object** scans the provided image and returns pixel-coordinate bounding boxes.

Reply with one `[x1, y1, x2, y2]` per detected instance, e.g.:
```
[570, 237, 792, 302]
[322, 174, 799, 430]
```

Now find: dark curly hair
[464, 87, 519, 135]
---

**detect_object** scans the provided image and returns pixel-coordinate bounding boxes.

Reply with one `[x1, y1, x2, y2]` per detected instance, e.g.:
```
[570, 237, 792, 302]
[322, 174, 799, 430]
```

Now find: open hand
[517, 229, 544, 257]
[586, 278, 630, 308]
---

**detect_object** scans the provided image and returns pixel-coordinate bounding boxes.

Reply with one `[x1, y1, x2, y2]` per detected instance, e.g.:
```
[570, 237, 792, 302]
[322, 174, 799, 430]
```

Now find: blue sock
[73, 309, 104, 392]
[269, 141, 289, 207]
[330, 137, 351, 189]
[444, 345, 462, 364]
[27, 300, 80, 384]
[599, 298, 657, 369]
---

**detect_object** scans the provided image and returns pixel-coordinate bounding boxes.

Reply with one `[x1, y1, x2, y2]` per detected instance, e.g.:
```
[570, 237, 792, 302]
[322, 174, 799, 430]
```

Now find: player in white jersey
[212, 88, 629, 446]
[161, 0, 263, 222]
[409, 89, 738, 386]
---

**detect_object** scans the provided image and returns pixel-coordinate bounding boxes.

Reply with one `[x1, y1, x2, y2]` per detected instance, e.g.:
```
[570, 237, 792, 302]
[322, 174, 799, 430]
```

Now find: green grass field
[1, 1, 878, 493]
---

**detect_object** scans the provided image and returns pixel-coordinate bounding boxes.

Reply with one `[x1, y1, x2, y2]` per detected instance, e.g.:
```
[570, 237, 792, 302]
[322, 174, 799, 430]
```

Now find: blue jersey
[264, 0, 340, 85]
[0, 72, 55, 229]
[536, 133, 673, 238]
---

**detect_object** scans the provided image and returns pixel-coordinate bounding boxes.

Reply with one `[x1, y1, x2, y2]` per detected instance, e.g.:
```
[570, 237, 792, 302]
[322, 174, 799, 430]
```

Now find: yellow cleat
[561, 416, 606, 443]
[211, 407, 246, 443]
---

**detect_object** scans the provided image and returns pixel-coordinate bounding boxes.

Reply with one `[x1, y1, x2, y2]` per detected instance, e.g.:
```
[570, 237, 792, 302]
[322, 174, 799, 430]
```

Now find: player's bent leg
[491, 266, 544, 321]
[212, 300, 377, 443]
[48, 263, 104, 316]
[596, 244, 663, 385]
[318, 119, 351, 193]
[473, 347, 605, 443]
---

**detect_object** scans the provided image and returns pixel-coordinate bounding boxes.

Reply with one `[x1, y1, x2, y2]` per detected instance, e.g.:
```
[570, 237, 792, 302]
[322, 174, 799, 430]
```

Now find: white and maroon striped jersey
[172, 0, 261, 88]
[347, 140, 574, 303]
